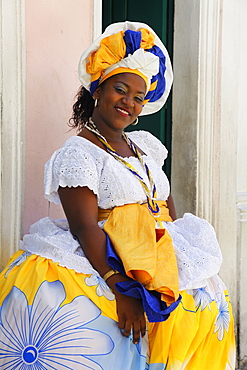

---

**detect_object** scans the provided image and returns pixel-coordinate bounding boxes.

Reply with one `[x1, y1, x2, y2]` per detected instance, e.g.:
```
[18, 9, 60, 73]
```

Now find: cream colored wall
[173, 0, 247, 364]
[234, 0, 247, 363]
[24, 0, 93, 233]
[0, 0, 25, 269]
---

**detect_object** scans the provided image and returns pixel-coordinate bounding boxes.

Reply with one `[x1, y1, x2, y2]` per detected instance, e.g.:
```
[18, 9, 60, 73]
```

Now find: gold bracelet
[103, 269, 120, 282]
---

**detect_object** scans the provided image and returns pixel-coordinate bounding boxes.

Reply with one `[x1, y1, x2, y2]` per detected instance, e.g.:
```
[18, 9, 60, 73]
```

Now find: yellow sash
[98, 201, 179, 304]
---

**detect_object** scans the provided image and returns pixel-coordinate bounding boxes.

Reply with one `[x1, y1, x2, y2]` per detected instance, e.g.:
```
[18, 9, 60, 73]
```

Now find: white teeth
[117, 108, 129, 115]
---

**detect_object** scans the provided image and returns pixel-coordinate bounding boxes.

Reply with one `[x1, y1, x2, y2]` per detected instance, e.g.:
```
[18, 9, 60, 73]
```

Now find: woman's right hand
[107, 274, 146, 344]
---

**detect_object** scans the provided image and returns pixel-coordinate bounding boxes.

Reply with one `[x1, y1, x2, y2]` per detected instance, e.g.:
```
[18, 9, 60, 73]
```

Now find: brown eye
[115, 86, 126, 94]
[135, 96, 144, 103]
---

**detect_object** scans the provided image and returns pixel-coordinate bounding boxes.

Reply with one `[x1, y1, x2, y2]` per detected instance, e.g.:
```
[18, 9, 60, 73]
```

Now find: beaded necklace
[86, 118, 163, 226]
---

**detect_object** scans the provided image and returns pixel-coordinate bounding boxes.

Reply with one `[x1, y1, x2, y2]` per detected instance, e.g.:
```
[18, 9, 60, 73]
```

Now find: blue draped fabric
[124, 30, 142, 56]
[105, 233, 181, 322]
[144, 45, 167, 102]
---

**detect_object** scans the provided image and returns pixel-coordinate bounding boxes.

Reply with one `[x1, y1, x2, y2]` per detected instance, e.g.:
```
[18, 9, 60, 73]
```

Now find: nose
[122, 94, 134, 107]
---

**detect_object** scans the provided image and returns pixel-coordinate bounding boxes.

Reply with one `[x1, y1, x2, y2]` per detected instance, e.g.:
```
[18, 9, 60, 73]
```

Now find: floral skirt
[0, 250, 236, 370]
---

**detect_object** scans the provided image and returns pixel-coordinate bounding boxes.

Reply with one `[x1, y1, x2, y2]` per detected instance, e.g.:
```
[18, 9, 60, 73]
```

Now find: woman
[0, 21, 235, 369]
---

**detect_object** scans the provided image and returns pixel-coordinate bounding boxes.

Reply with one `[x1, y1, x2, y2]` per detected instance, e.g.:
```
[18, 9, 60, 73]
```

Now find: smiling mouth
[116, 107, 130, 117]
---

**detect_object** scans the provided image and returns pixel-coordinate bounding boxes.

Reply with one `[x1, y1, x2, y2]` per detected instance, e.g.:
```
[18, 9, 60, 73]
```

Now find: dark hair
[68, 86, 94, 131]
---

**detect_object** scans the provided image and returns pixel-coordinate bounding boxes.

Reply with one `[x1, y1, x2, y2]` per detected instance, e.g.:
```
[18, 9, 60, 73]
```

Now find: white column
[0, 0, 25, 269]
[173, 0, 238, 297]
[172, 0, 200, 217]
[237, 193, 247, 363]
[173, 0, 247, 364]
[172, 0, 224, 223]
[234, 0, 247, 363]
[196, 0, 222, 225]
[93, 0, 102, 40]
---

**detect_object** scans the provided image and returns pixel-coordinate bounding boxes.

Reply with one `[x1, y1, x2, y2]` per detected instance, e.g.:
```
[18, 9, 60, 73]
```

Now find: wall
[0, 0, 25, 269]
[234, 0, 247, 363]
[24, 0, 93, 233]
[172, 0, 247, 364]
[171, 1, 199, 216]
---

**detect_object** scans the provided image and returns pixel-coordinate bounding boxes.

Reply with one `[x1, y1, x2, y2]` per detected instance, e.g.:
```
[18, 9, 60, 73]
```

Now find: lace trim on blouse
[44, 130, 170, 208]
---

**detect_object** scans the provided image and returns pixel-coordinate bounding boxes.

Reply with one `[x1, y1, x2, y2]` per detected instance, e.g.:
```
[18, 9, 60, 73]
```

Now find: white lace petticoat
[21, 214, 222, 292]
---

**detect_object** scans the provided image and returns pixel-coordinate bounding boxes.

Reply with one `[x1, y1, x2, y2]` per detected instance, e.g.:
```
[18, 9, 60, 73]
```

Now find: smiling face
[92, 73, 146, 134]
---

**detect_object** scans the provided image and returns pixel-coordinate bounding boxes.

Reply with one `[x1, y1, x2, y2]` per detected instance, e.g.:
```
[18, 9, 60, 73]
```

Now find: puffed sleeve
[44, 141, 99, 204]
[129, 130, 168, 167]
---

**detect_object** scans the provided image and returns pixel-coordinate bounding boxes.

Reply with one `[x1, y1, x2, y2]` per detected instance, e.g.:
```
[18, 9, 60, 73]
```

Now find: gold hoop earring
[131, 117, 138, 125]
[94, 99, 98, 108]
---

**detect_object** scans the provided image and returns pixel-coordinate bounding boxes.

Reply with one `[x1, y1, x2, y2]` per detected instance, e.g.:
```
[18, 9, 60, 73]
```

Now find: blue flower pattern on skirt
[0, 280, 114, 369]
[188, 283, 230, 341]
[85, 274, 115, 301]
[4, 252, 31, 278]
[214, 292, 231, 341]
[191, 286, 212, 311]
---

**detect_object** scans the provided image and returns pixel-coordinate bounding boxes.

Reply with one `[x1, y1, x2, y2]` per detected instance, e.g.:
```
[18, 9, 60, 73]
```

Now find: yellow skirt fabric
[0, 250, 235, 370]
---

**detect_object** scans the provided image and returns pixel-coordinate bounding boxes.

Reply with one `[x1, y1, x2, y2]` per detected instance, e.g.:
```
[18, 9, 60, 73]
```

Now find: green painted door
[102, 0, 174, 178]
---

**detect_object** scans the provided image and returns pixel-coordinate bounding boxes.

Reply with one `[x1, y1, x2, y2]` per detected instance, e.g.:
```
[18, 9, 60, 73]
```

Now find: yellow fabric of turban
[140, 28, 155, 49]
[86, 31, 126, 83]
[86, 28, 156, 86]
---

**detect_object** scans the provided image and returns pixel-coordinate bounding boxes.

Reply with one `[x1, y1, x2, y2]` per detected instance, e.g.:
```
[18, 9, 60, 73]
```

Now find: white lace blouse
[44, 130, 170, 208]
[21, 130, 223, 291]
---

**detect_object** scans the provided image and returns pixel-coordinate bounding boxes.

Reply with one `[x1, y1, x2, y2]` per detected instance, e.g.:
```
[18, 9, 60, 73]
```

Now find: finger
[122, 321, 132, 338]
[140, 317, 146, 338]
[118, 313, 126, 330]
[132, 322, 141, 344]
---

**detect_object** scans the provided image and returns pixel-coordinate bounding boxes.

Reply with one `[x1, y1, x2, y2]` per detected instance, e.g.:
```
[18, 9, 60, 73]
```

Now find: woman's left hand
[107, 274, 146, 344]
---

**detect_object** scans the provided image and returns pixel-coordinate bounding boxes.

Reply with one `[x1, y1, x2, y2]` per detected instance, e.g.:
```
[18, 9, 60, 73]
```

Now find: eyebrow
[114, 80, 146, 95]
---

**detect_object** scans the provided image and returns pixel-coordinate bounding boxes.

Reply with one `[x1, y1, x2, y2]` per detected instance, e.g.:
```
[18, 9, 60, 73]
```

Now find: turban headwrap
[78, 21, 173, 116]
